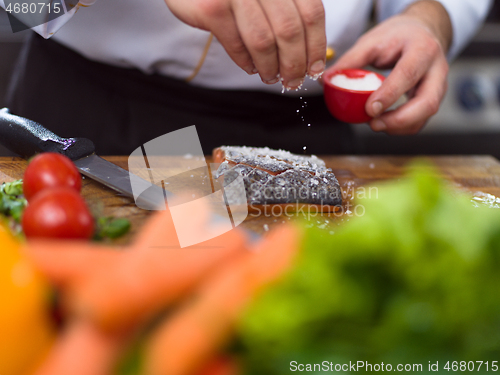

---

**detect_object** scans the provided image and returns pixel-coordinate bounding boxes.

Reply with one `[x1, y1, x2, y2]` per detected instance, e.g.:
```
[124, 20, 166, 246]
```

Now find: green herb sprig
[0, 179, 27, 222]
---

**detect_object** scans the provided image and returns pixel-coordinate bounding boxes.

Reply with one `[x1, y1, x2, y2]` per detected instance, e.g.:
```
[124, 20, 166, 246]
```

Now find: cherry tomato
[23, 153, 81, 201]
[22, 187, 94, 240]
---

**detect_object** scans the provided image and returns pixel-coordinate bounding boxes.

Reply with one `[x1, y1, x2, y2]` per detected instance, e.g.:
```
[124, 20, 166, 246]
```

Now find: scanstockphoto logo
[2, 0, 76, 33]
[127, 126, 248, 248]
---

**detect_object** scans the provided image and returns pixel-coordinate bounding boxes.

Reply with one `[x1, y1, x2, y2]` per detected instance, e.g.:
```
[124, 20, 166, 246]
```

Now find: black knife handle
[0, 108, 95, 160]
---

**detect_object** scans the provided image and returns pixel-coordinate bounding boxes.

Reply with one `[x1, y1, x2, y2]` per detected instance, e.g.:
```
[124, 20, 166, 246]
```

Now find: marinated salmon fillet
[213, 146, 342, 208]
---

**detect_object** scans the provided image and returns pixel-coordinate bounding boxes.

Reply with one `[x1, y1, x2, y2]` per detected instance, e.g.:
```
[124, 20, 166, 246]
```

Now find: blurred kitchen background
[1, 2, 500, 157]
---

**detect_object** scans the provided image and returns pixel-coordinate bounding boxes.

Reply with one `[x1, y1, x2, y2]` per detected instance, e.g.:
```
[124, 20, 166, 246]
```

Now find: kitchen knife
[0, 108, 168, 210]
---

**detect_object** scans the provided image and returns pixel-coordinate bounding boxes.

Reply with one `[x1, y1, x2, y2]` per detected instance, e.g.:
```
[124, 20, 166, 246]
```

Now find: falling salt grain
[303, 146, 307, 151]
[263, 224, 269, 232]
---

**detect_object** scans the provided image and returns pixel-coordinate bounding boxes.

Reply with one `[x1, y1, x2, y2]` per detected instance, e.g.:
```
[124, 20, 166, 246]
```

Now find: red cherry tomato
[23, 153, 81, 201]
[22, 187, 95, 240]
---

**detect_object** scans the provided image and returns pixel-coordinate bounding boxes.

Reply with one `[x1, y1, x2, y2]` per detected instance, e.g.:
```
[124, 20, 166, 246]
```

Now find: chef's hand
[163, 0, 327, 90]
[329, 0, 452, 134]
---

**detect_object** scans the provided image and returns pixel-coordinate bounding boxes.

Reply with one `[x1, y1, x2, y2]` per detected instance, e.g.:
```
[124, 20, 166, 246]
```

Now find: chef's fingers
[232, 0, 279, 84]
[293, 0, 327, 79]
[256, 0, 308, 89]
[205, 3, 257, 75]
[365, 37, 443, 118]
[369, 57, 448, 135]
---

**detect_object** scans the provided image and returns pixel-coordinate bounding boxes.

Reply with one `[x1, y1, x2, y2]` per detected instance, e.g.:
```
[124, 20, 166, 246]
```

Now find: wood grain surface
[1, 155, 499, 244]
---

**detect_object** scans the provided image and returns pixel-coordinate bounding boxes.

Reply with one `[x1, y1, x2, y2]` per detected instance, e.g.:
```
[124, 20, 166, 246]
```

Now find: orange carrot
[67, 209, 249, 334]
[143, 224, 303, 375]
[33, 320, 126, 375]
[131, 205, 179, 249]
[23, 242, 122, 287]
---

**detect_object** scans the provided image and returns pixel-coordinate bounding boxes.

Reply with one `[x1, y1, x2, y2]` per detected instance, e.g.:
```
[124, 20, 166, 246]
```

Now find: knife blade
[0, 108, 168, 210]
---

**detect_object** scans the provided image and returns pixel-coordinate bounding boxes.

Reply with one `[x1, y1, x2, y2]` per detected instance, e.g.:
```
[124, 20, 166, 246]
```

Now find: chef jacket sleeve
[0, 0, 96, 39]
[376, 0, 493, 60]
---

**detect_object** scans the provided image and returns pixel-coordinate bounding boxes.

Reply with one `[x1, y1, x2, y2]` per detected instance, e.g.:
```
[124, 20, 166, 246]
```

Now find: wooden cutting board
[1, 155, 499, 244]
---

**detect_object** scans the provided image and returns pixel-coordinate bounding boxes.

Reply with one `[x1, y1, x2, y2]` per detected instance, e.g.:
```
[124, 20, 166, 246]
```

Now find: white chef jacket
[0, 0, 493, 96]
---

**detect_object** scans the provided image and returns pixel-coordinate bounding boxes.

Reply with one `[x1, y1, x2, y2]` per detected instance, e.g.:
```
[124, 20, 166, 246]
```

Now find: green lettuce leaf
[238, 162, 500, 374]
